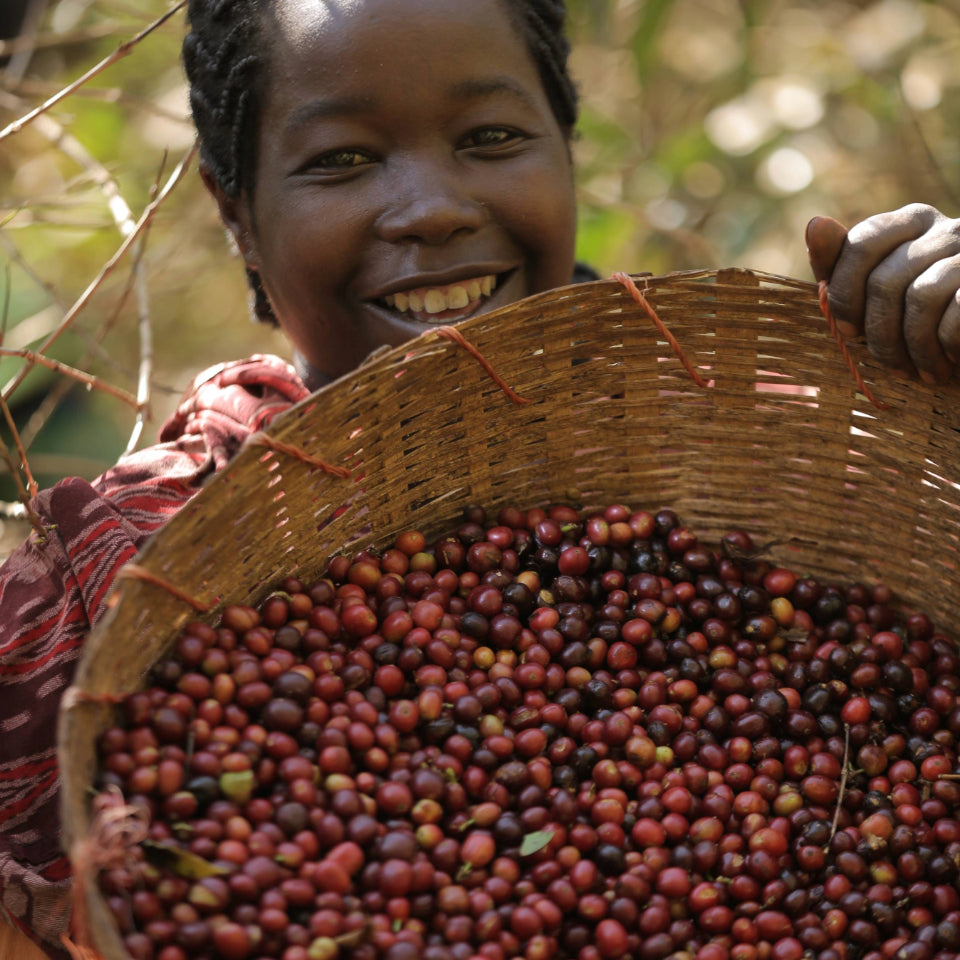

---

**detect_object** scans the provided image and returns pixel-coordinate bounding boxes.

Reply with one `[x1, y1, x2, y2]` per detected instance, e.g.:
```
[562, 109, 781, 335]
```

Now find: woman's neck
[293, 352, 333, 393]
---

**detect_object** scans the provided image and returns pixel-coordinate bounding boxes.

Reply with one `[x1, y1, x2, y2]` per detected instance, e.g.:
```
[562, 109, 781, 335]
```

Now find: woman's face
[224, 0, 577, 388]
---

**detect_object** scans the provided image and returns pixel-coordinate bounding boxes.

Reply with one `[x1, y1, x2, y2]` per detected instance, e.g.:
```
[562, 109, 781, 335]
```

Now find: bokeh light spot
[759, 148, 814, 195]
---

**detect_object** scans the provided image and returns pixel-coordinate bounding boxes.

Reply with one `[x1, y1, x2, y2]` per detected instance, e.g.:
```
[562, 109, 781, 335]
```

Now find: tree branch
[0, 394, 45, 540]
[4, 79, 190, 125]
[0, 22, 119, 58]
[124, 159, 164, 454]
[1, 139, 197, 401]
[0, 0, 188, 143]
[4, 0, 49, 87]
[0, 89, 137, 237]
[0, 347, 139, 408]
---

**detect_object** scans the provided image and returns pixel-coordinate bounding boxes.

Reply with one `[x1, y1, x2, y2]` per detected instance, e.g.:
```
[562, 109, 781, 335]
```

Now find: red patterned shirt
[0, 355, 308, 957]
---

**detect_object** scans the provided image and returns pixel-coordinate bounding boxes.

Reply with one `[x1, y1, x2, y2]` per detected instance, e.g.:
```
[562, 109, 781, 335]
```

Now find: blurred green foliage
[1, 0, 959, 507]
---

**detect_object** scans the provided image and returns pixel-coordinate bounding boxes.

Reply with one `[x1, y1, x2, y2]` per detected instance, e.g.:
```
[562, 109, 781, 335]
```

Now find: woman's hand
[805, 204, 960, 382]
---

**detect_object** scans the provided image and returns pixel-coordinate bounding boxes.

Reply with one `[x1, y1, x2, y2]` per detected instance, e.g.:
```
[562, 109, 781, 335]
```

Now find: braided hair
[504, 0, 579, 131]
[182, 0, 580, 322]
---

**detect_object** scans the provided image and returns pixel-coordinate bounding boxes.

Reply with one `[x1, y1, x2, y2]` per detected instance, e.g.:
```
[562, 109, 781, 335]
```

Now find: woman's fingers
[862, 235, 960, 379]
[806, 216, 859, 336]
[863, 227, 960, 371]
[805, 215, 848, 284]
[827, 204, 944, 337]
[940, 297, 960, 366]
[810, 204, 960, 380]
[901, 255, 960, 381]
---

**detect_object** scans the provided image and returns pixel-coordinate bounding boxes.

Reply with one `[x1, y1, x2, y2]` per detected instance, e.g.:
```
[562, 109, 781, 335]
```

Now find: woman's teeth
[384, 274, 497, 315]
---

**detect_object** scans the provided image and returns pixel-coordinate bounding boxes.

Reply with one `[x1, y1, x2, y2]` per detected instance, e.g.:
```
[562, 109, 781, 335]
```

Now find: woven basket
[59, 268, 960, 959]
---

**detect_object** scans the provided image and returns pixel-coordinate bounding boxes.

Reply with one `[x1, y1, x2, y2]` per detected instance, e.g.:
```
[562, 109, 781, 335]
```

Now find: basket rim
[56, 266, 960, 960]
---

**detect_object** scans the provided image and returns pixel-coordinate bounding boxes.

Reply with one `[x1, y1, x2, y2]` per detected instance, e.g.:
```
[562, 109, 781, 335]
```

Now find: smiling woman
[193, 0, 579, 387]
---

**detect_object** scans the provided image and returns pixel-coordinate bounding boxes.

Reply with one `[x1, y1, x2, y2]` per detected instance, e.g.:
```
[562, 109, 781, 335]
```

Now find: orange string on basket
[115, 563, 215, 612]
[61, 934, 106, 960]
[60, 686, 125, 713]
[435, 325, 532, 405]
[818, 280, 890, 411]
[65, 786, 149, 960]
[247, 432, 352, 478]
[612, 272, 708, 389]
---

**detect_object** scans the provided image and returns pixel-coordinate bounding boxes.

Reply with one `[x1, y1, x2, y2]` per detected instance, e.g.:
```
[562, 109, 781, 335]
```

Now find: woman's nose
[375, 160, 487, 245]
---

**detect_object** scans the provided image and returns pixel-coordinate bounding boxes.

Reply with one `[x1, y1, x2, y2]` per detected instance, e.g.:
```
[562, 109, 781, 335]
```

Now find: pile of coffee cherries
[93, 504, 960, 960]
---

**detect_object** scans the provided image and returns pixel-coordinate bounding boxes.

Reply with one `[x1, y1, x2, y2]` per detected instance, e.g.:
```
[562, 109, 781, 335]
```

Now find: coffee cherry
[93, 504, 959, 960]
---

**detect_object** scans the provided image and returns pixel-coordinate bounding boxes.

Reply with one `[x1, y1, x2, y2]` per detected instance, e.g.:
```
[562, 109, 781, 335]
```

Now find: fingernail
[836, 321, 859, 338]
[919, 370, 937, 385]
[890, 367, 913, 380]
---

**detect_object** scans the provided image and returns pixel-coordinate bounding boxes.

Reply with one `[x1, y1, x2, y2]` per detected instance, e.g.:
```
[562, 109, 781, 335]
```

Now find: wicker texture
[59, 269, 960, 959]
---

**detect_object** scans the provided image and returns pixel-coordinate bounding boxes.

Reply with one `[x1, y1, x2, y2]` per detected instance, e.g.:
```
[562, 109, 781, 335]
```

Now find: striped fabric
[0, 355, 308, 957]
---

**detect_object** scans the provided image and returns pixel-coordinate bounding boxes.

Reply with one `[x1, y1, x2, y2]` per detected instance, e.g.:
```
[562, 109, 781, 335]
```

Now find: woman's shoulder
[0, 355, 310, 611]
[97, 353, 309, 486]
[91, 354, 309, 522]
[158, 353, 309, 443]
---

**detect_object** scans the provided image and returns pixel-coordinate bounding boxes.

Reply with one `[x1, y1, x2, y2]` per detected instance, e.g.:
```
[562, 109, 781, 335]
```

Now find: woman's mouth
[379, 274, 499, 323]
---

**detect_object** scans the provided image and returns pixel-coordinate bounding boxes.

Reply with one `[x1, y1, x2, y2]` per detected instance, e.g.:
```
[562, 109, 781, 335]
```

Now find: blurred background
[1, 0, 959, 557]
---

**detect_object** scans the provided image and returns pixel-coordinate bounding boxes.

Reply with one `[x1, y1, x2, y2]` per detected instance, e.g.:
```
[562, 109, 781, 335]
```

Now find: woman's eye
[309, 149, 374, 171]
[463, 127, 521, 149]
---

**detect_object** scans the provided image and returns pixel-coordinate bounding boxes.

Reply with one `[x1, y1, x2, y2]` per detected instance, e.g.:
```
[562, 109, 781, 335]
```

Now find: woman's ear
[199, 163, 258, 268]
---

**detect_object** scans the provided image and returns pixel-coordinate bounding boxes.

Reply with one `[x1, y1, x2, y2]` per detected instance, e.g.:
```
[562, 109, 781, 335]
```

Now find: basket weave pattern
[59, 269, 960, 959]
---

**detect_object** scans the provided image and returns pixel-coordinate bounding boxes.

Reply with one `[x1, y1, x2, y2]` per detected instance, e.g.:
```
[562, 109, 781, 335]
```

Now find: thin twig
[5, 79, 190, 124]
[0, 22, 119, 58]
[101, 0, 171, 19]
[0, 431, 33, 503]
[0, 235, 131, 379]
[1, 261, 9, 344]
[3, 211, 119, 229]
[0, 0, 189, 143]
[123, 260, 151, 452]
[0, 204, 27, 229]
[0, 430, 44, 537]
[4, 0, 50, 87]
[1, 139, 197, 402]
[17, 246, 177, 452]
[0, 238, 69, 474]
[827, 723, 851, 845]
[124, 154, 167, 454]
[0, 348, 139, 408]
[0, 89, 138, 239]
[0, 88, 149, 450]
[0, 387, 44, 543]
[0, 395, 36, 497]
[0, 233, 65, 311]
[19, 377, 77, 452]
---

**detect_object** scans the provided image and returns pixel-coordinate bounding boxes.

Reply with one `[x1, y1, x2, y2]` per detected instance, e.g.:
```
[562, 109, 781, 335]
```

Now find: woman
[1, 0, 958, 955]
